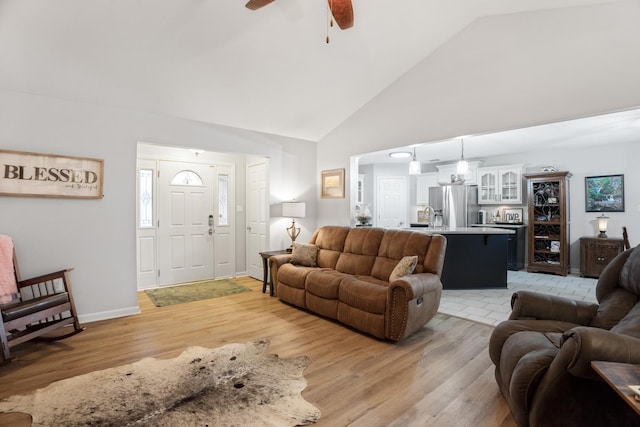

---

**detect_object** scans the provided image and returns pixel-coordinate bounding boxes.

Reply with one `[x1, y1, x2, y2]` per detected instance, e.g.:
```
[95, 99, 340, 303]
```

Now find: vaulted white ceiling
[0, 0, 624, 142]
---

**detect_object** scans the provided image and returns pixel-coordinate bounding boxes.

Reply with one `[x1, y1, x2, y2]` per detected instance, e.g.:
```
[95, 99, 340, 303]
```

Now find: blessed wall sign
[0, 149, 104, 199]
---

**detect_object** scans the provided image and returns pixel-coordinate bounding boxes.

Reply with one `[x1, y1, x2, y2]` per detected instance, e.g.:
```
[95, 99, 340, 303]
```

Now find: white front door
[246, 160, 269, 280]
[376, 176, 407, 228]
[158, 161, 214, 285]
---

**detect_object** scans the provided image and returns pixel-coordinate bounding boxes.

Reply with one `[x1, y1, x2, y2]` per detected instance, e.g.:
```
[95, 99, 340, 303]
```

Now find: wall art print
[585, 174, 624, 212]
[321, 168, 345, 199]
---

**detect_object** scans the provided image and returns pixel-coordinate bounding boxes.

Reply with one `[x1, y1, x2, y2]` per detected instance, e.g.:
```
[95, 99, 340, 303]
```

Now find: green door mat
[144, 279, 251, 307]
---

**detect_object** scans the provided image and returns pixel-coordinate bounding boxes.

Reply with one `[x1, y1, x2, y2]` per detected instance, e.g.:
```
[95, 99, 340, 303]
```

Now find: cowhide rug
[0, 339, 320, 426]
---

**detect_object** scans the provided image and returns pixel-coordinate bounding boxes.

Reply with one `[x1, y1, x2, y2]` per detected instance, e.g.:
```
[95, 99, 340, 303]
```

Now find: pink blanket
[0, 235, 18, 304]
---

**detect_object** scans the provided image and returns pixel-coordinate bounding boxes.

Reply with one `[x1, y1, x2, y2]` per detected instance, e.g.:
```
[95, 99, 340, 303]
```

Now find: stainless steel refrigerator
[428, 185, 479, 228]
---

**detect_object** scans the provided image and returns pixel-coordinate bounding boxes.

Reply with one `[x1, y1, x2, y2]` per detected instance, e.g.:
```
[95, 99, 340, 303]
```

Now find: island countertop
[408, 226, 515, 235]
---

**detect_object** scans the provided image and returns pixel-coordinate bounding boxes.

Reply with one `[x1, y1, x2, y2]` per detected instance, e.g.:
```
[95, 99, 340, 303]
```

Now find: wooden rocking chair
[0, 238, 84, 362]
[623, 226, 631, 250]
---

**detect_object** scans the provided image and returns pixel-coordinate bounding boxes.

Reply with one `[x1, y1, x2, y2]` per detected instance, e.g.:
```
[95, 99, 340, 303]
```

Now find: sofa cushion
[334, 228, 384, 276]
[620, 246, 640, 295]
[389, 256, 418, 282]
[306, 270, 347, 299]
[278, 263, 317, 290]
[310, 226, 350, 269]
[610, 302, 640, 339]
[590, 288, 638, 329]
[291, 243, 319, 267]
[371, 230, 432, 280]
[338, 277, 387, 315]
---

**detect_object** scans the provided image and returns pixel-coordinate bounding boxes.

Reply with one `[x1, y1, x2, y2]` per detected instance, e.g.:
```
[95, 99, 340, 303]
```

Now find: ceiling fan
[245, 0, 354, 30]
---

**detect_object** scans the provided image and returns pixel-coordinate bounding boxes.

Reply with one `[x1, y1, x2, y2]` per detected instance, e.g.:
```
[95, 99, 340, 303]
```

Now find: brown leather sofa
[489, 245, 640, 427]
[269, 226, 447, 341]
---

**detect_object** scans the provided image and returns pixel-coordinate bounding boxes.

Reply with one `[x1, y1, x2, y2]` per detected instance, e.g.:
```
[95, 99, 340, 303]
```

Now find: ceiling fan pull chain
[326, 1, 332, 43]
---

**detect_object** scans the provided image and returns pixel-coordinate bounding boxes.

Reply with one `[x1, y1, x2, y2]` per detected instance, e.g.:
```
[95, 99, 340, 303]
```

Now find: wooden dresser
[580, 237, 625, 278]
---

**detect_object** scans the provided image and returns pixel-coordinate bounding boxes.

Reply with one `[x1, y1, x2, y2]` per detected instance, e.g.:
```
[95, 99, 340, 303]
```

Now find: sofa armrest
[390, 273, 441, 300]
[268, 254, 293, 286]
[489, 319, 579, 365]
[560, 326, 640, 380]
[509, 290, 598, 325]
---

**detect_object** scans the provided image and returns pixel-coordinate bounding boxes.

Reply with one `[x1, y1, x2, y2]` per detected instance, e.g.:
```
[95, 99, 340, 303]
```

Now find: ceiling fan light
[389, 151, 412, 158]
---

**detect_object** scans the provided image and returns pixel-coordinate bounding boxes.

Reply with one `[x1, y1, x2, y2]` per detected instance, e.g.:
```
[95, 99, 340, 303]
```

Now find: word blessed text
[4, 164, 99, 185]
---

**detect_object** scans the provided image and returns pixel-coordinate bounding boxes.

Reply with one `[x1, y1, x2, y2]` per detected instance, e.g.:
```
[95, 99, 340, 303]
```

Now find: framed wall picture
[321, 168, 345, 199]
[0, 149, 104, 199]
[585, 174, 624, 212]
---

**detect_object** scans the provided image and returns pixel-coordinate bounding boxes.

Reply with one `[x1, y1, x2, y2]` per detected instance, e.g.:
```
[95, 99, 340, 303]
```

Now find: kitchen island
[410, 226, 514, 290]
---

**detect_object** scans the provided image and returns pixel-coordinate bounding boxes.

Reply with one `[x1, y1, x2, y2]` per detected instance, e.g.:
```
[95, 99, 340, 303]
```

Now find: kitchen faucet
[422, 206, 435, 227]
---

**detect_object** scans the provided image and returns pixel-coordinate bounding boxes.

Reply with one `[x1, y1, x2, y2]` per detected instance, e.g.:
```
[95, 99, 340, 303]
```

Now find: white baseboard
[79, 306, 140, 324]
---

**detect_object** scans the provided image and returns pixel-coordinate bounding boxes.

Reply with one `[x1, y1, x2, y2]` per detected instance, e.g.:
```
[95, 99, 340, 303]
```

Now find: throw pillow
[291, 243, 319, 267]
[389, 256, 418, 282]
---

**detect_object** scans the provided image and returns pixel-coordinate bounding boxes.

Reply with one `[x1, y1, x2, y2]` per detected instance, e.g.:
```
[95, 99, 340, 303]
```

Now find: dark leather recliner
[489, 245, 640, 427]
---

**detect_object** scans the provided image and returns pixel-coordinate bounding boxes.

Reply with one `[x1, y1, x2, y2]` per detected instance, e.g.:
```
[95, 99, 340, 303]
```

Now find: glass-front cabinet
[478, 165, 523, 204]
[525, 171, 572, 276]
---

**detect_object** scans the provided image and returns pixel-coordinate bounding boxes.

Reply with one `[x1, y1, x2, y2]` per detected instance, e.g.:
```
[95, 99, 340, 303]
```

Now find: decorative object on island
[354, 202, 372, 226]
[580, 236, 625, 278]
[585, 174, 625, 212]
[500, 208, 524, 224]
[320, 168, 345, 199]
[408, 147, 421, 175]
[282, 202, 305, 250]
[597, 213, 610, 238]
[525, 171, 572, 276]
[456, 138, 468, 175]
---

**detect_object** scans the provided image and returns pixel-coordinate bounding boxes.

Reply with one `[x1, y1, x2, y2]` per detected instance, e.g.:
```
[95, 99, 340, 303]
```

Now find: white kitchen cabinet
[435, 161, 480, 185]
[416, 172, 438, 204]
[477, 165, 523, 204]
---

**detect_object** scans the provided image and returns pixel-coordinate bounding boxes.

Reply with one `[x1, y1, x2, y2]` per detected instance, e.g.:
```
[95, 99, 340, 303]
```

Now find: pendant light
[456, 138, 469, 175]
[409, 147, 421, 175]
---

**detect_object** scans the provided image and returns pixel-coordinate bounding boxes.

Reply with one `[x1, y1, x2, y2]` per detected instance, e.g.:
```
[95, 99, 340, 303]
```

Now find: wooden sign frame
[0, 149, 104, 199]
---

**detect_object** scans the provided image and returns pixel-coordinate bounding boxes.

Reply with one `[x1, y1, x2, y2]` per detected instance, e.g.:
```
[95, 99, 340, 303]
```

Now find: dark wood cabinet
[525, 171, 572, 276]
[580, 237, 625, 278]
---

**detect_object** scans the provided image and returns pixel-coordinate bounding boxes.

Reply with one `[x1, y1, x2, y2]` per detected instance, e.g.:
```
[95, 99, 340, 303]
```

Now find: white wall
[317, 1, 640, 228]
[0, 90, 316, 322]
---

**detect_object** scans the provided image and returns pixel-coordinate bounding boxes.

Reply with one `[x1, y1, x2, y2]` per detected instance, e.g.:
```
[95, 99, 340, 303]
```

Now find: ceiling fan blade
[328, 0, 353, 29]
[245, 0, 276, 11]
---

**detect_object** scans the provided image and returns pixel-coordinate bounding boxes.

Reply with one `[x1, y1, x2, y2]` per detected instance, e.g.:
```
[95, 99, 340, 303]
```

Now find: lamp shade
[282, 202, 306, 218]
[597, 213, 609, 238]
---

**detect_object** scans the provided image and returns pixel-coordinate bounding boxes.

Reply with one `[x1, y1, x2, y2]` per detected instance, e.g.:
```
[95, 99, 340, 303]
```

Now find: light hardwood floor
[0, 277, 516, 427]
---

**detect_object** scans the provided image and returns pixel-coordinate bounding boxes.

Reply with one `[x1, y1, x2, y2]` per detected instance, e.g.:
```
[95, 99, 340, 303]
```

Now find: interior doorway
[136, 144, 243, 290]
[376, 176, 407, 228]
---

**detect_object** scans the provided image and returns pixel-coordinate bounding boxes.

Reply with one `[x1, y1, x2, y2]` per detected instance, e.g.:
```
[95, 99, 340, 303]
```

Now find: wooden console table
[591, 361, 640, 415]
[258, 250, 290, 296]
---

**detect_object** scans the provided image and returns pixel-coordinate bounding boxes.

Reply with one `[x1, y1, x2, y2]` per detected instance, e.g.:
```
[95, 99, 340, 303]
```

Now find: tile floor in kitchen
[438, 270, 598, 326]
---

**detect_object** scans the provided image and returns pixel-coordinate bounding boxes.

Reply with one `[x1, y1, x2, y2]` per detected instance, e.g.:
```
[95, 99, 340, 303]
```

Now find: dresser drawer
[580, 237, 625, 278]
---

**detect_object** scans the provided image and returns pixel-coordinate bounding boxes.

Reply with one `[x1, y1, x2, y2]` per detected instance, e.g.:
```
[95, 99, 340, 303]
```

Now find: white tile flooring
[438, 270, 598, 326]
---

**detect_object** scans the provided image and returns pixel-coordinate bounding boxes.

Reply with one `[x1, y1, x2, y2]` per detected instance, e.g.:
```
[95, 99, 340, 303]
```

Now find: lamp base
[598, 231, 608, 238]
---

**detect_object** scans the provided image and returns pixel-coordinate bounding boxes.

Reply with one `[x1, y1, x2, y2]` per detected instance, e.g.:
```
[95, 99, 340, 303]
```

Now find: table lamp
[597, 213, 609, 238]
[282, 202, 306, 251]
